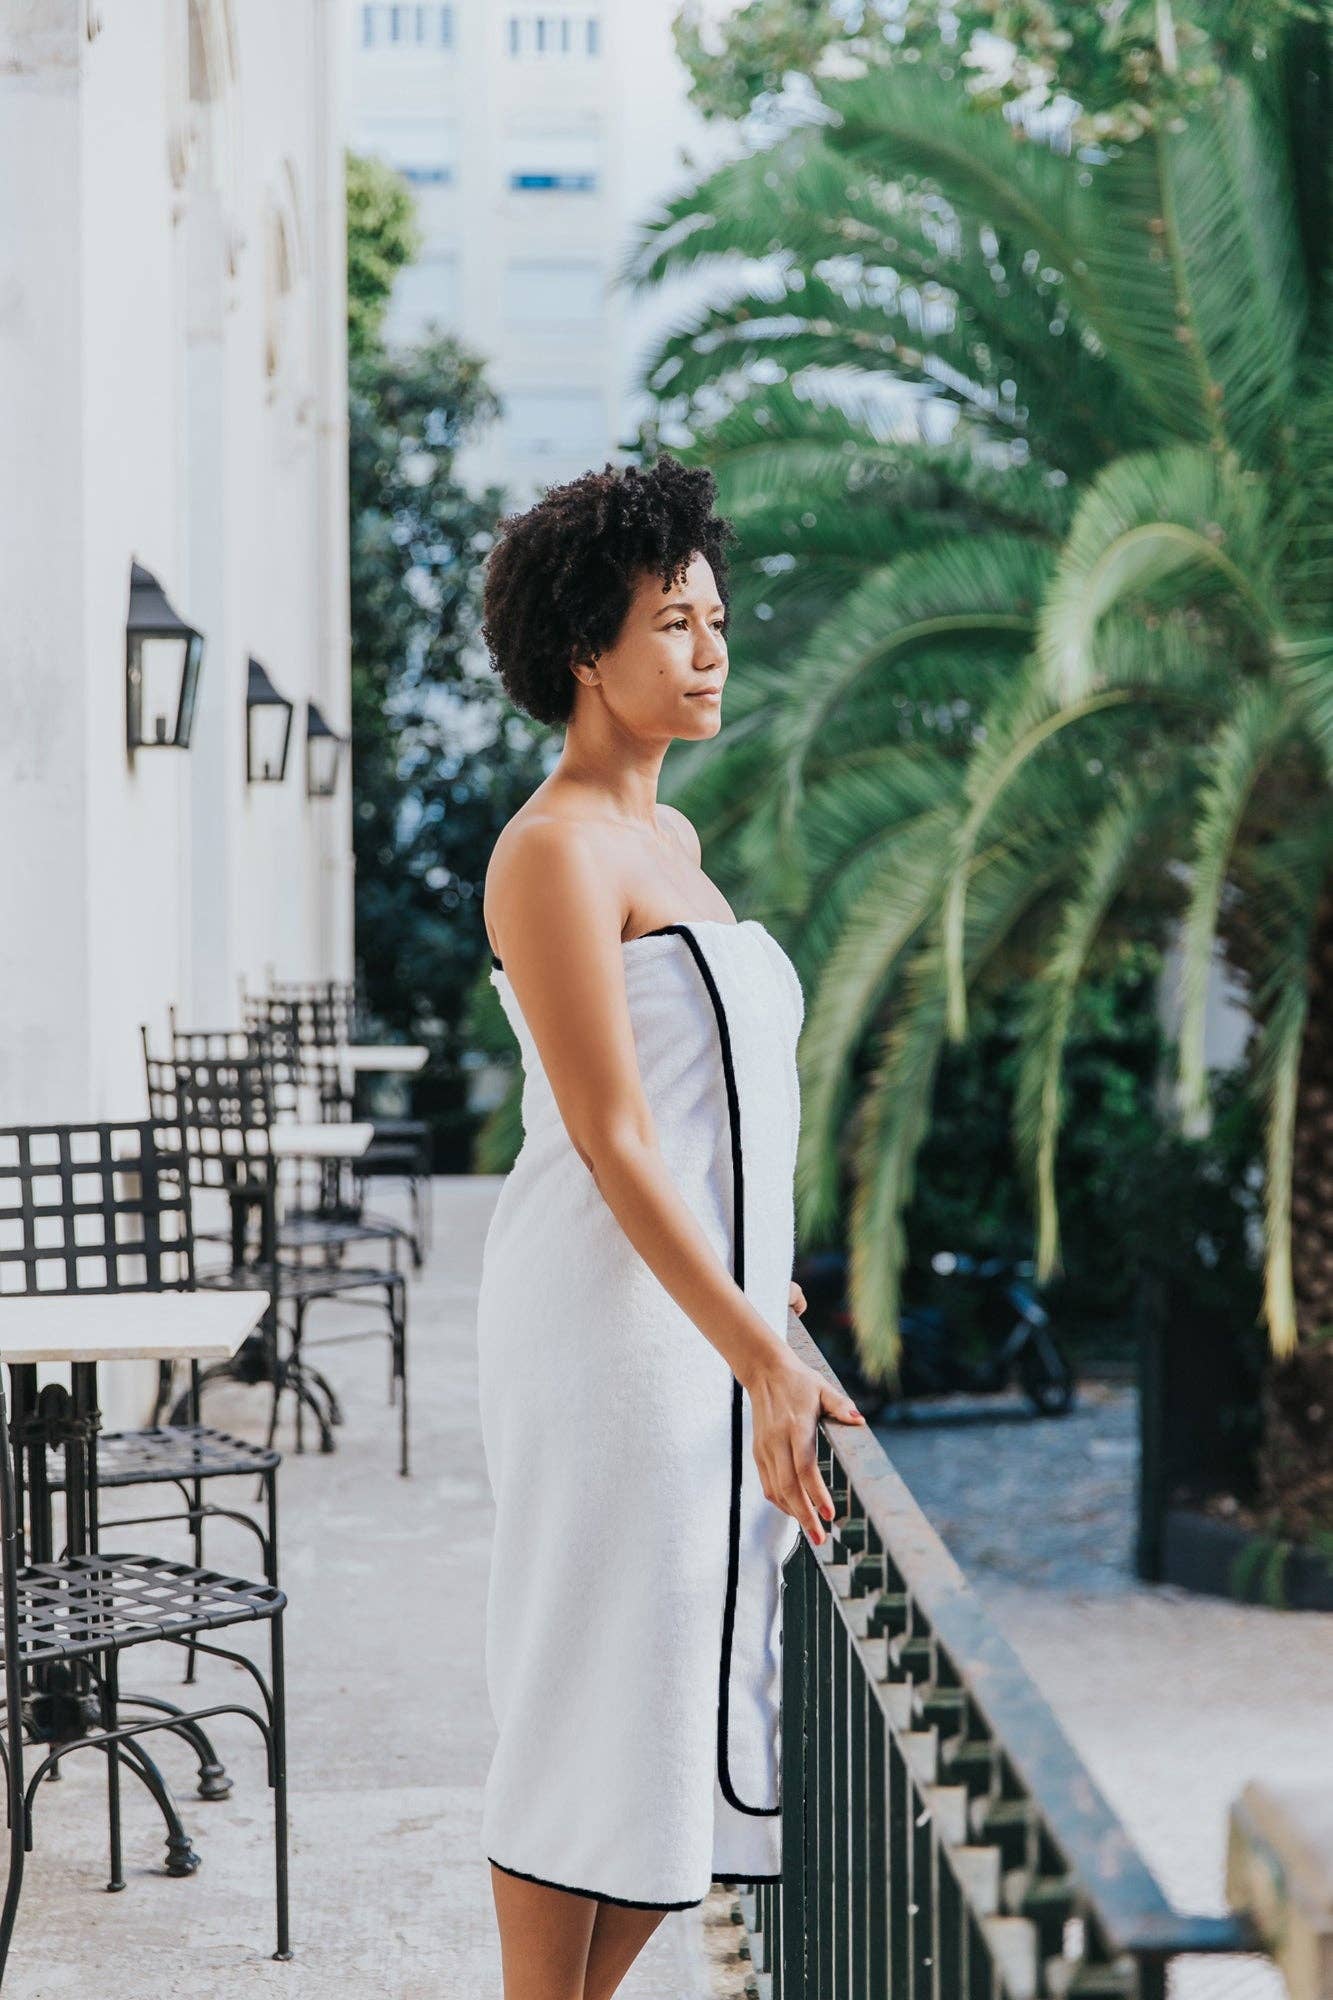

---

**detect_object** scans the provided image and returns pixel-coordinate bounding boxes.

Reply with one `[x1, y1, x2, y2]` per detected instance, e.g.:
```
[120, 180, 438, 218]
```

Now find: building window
[505, 13, 601, 59]
[352, 115, 457, 186]
[509, 171, 596, 191]
[388, 253, 462, 342]
[506, 389, 606, 462]
[505, 129, 601, 194]
[503, 258, 604, 326]
[361, 4, 455, 48]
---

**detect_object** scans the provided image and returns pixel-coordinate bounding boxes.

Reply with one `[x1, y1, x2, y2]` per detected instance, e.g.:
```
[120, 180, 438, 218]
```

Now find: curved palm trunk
[1258, 879, 1333, 1538]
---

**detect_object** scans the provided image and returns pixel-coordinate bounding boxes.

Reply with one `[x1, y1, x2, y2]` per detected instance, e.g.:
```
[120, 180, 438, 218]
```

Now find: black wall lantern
[125, 560, 204, 756]
[305, 701, 346, 799]
[245, 658, 295, 784]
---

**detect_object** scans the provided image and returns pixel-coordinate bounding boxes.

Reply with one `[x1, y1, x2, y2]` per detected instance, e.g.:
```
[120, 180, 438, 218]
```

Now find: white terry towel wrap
[476, 917, 806, 1909]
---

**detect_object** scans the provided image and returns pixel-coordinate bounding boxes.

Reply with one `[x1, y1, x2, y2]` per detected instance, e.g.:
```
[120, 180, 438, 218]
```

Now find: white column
[0, 5, 93, 1119]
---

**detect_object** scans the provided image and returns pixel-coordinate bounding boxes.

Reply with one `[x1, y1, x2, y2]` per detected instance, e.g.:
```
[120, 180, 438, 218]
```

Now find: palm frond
[1177, 687, 1294, 1118]
[1256, 977, 1306, 1358]
[1037, 447, 1277, 702]
[941, 675, 1136, 1039]
[1163, 78, 1307, 463]
[845, 839, 1070, 1376]
[795, 813, 956, 1236]
[773, 536, 1050, 812]
[616, 132, 891, 295]
[1015, 784, 1180, 1279]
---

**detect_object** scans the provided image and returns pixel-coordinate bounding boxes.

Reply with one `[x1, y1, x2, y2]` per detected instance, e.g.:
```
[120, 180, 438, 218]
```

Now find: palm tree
[620, 15, 1333, 1532]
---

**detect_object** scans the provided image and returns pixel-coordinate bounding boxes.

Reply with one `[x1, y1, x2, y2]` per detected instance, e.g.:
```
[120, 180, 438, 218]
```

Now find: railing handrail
[790, 1313, 1257, 1964]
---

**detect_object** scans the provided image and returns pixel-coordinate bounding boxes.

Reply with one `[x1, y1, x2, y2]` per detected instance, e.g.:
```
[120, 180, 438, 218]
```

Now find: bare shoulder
[484, 810, 619, 956]
[656, 803, 701, 865]
[487, 809, 601, 899]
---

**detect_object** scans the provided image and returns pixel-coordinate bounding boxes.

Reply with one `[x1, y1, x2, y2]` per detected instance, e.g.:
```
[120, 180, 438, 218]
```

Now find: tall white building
[0, 0, 354, 1126]
[346, 0, 737, 501]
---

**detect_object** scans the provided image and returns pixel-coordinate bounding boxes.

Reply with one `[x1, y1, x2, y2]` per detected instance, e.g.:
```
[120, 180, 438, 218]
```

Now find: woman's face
[572, 550, 728, 741]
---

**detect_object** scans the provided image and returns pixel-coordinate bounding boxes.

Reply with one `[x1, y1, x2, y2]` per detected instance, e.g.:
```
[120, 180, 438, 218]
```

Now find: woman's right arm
[488, 819, 865, 1546]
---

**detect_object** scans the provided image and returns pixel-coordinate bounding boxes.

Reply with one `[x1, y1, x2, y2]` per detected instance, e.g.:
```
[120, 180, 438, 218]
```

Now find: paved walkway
[14, 1182, 1333, 1999]
[8, 1176, 711, 1998]
[879, 1385, 1333, 1999]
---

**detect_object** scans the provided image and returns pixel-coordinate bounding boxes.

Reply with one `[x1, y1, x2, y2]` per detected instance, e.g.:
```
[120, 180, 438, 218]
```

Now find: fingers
[788, 1430, 835, 1531]
[819, 1380, 867, 1426]
[756, 1434, 836, 1545]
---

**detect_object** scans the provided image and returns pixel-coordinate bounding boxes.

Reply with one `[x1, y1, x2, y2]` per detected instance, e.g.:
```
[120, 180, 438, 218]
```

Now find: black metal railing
[734, 1318, 1261, 2000]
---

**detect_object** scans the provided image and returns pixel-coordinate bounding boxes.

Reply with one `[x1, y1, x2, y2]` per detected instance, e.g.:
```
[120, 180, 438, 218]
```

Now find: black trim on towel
[488, 1855, 707, 1910]
[666, 924, 782, 1821]
[489, 922, 680, 972]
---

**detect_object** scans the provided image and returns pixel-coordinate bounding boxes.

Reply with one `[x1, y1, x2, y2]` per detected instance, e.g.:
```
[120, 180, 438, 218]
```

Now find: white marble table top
[0, 1290, 270, 1364]
[268, 1122, 374, 1159]
[306, 1045, 428, 1075]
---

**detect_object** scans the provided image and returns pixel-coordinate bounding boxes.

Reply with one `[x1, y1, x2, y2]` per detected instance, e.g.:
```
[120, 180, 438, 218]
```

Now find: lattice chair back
[265, 977, 359, 1047]
[140, 1028, 277, 1207]
[242, 991, 352, 1128]
[0, 1121, 196, 1300]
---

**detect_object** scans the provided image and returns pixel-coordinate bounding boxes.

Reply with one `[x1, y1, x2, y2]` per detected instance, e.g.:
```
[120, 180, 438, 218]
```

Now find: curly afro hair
[480, 453, 739, 727]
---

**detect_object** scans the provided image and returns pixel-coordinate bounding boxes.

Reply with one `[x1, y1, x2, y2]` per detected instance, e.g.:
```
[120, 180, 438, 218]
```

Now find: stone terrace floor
[8, 1176, 710, 1999]
[10, 1178, 1333, 1998]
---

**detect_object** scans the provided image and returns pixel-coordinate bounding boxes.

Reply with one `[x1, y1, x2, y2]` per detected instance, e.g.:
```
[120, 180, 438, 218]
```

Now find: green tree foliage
[629, 7, 1333, 1399]
[675, 0, 1320, 142]
[346, 155, 548, 1167]
[345, 149, 421, 363]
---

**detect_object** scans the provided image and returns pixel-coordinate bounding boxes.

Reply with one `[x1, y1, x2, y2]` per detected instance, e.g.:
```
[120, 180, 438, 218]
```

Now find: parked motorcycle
[792, 1246, 1076, 1419]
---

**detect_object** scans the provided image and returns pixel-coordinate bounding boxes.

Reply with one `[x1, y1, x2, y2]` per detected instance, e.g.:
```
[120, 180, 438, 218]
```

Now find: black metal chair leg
[290, 1366, 335, 1454]
[303, 1363, 343, 1427]
[102, 1653, 125, 1891]
[183, 1470, 205, 1686]
[264, 1467, 279, 1587]
[270, 1611, 292, 1961]
[0, 1430, 29, 1983]
[291, 1303, 307, 1455]
[115, 1695, 232, 1799]
[98, 1737, 201, 1879]
[150, 1359, 174, 1427]
[397, 1291, 410, 1479]
[264, 1370, 282, 1455]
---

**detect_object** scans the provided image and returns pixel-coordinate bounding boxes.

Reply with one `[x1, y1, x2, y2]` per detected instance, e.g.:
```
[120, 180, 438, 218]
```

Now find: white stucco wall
[0, 1, 353, 1424]
[0, 0, 353, 1126]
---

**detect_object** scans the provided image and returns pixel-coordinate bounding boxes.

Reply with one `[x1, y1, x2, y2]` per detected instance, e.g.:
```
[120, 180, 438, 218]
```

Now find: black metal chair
[142, 1033, 411, 1476]
[0, 1120, 290, 1973]
[248, 979, 433, 1269]
[0, 1117, 280, 1680]
[168, 1013, 405, 1272]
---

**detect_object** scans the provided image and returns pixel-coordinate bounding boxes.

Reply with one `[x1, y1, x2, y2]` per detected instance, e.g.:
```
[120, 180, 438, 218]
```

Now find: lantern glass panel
[307, 731, 342, 798]
[249, 703, 292, 783]
[177, 630, 204, 748]
[134, 635, 190, 746]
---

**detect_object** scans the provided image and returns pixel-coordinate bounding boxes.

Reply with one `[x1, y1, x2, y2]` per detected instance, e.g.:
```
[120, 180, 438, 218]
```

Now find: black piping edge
[667, 923, 781, 1820]
[490, 922, 680, 973]
[487, 1855, 707, 1910]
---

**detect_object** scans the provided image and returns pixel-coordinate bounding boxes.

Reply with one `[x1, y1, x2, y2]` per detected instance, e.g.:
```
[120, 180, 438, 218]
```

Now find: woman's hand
[746, 1351, 866, 1547]
[788, 1278, 806, 1316]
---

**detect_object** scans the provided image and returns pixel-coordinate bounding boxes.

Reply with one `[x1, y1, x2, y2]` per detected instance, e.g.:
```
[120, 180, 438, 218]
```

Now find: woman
[476, 454, 866, 2000]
